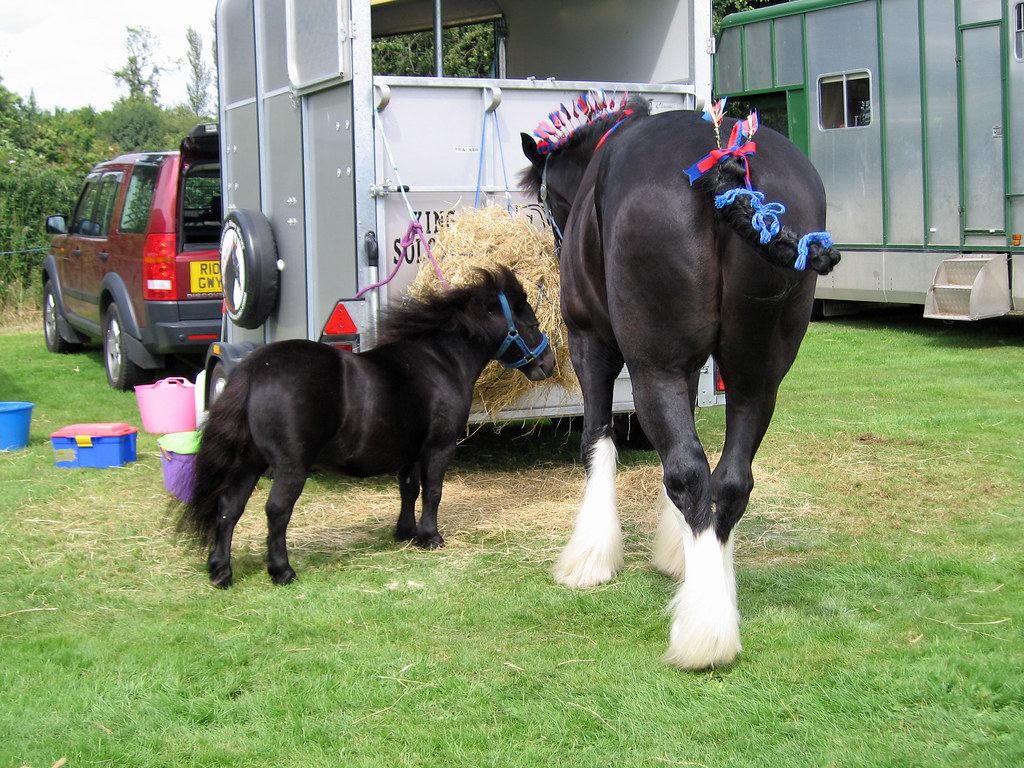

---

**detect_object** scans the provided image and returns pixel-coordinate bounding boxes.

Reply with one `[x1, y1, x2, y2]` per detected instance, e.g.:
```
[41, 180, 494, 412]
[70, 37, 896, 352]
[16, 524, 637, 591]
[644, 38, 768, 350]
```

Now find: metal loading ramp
[924, 254, 1011, 321]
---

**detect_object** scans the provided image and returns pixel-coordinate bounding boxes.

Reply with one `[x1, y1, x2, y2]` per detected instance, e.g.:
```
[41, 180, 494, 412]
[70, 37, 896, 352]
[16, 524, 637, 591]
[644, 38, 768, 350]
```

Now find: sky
[0, 0, 219, 112]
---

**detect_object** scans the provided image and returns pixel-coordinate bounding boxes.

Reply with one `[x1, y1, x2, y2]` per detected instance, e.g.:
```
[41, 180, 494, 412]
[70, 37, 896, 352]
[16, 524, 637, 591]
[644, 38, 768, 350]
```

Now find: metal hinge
[368, 182, 410, 198]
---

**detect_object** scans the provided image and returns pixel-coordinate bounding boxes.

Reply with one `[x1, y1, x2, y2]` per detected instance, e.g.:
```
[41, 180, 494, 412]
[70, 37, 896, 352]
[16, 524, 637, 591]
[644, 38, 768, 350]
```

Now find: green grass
[1, 310, 1022, 767]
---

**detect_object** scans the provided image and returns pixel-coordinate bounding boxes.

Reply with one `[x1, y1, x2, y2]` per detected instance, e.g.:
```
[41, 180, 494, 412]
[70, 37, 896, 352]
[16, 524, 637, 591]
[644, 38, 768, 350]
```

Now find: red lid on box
[50, 423, 139, 438]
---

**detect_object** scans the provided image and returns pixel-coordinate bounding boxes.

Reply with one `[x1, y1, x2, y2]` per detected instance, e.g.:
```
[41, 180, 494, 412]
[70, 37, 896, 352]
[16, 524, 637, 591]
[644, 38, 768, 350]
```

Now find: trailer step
[923, 254, 1010, 320]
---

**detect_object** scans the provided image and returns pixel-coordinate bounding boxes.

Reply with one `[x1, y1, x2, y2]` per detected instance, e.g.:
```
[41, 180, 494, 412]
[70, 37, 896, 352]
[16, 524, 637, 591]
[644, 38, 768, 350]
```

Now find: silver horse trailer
[716, 0, 1024, 320]
[206, 0, 724, 417]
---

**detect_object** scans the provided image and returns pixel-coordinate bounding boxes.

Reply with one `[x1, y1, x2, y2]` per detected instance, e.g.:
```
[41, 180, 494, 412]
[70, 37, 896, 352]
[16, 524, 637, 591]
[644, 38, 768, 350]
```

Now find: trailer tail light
[320, 300, 362, 350]
[323, 303, 359, 335]
[715, 365, 726, 394]
[143, 233, 178, 300]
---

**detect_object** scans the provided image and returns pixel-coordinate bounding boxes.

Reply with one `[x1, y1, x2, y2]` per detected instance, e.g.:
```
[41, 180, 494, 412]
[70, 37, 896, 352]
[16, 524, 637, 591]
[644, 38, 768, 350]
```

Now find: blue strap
[493, 292, 550, 369]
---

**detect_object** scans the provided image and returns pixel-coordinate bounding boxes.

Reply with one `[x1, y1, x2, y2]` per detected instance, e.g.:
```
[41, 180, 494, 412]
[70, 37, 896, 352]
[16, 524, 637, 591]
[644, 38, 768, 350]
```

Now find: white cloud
[0, 0, 218, 111]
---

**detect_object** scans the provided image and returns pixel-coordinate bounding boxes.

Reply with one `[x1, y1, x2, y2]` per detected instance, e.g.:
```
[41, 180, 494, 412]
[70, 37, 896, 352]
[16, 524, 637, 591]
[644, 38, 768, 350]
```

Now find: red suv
[42, 124, 223, 389]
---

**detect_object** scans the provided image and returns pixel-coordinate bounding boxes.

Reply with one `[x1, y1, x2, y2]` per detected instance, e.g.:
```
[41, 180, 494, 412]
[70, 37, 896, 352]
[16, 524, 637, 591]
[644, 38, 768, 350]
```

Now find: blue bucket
[0, 402, 34, 451]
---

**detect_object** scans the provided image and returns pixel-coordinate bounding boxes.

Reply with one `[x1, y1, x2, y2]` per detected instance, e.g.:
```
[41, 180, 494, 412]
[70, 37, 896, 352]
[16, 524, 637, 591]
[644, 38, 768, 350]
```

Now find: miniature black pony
[178, 267, 554, 588]
[521, 93, 840, 669]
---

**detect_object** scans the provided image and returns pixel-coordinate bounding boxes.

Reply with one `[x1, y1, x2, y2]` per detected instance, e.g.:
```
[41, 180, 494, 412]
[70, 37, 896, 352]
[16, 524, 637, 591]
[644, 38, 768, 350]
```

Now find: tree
[210, 17, 219, 117]
[373, 23, 495, 78]
[185, 26, 213, 118]
[99, 98, 169, 153]
[713, 0, 789, 31]
[113, 26, 161, 103]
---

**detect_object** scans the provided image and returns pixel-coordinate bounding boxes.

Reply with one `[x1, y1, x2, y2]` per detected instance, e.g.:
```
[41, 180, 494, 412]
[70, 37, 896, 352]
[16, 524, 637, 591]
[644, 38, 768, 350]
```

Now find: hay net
[406, 205, 577, 417]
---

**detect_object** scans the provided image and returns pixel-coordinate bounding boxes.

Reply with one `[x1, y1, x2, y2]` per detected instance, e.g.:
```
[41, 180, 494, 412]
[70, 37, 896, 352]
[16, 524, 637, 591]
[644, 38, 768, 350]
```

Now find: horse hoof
[415, 533, 444, 549]
[208, 565, 233, 589]
[395, 525, 417, 542]
[552, 535, 624, 587]
[270, 568, 296, 585]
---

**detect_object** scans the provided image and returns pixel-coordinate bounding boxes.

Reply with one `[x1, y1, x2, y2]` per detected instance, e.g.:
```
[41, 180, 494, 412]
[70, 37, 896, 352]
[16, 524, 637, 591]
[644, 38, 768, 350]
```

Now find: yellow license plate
[189, 261, 222, 293]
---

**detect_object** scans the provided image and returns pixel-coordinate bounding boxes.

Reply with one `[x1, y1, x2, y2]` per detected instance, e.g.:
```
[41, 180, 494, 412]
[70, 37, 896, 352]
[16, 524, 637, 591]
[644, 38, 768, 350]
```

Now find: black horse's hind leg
[649, 369, 701, 581]
[395, 463, 420, 542]
[264, 471, 307, 585]
[553, 334, 625, 586]
[629, 368, 742, 670]
[207, 464, 265, 588]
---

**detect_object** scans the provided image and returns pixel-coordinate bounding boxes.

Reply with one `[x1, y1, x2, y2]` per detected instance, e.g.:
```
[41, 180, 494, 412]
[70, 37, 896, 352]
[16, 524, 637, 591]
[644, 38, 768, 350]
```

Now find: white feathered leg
[663, 516, 741, 670]
[650, 485, 686, 580]
[552, 436, 623, 587]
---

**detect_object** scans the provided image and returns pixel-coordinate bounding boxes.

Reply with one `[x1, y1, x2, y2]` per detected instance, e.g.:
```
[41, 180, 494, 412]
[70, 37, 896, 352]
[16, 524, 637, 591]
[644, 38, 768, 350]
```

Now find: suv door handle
[73, 249, 82, 257]
[99, 252, 110, 260]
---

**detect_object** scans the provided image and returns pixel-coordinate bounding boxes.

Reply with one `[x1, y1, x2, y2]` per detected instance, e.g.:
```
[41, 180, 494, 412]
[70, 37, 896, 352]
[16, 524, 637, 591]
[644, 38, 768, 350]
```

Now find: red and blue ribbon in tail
[685, 118, 758, 187]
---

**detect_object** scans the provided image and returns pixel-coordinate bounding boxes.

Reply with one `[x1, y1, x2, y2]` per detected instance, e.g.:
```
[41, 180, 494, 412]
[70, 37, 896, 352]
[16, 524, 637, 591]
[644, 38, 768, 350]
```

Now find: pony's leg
[632, 373, 741, 670]
[264, 471, 307, 585]
[414, 445, 456, 549]
[394, 463, 420, 542]
[553, 338, 625, 587]
[207, 465, 263, 588]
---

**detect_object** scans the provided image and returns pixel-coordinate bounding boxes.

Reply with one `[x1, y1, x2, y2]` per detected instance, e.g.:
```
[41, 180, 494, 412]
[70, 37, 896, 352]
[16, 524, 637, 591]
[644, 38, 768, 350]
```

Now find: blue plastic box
[51, 423, 138, 468]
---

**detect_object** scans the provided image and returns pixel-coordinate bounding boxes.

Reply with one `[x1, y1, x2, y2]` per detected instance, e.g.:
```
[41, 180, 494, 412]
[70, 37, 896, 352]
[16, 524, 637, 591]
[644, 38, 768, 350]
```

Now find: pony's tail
[176, 367, 254, 551]
[707, 159, 841, 276]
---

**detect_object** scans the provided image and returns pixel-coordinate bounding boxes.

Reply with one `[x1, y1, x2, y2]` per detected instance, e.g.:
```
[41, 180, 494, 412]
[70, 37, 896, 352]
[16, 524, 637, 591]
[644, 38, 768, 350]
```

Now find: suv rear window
[181, 169, 222, 249]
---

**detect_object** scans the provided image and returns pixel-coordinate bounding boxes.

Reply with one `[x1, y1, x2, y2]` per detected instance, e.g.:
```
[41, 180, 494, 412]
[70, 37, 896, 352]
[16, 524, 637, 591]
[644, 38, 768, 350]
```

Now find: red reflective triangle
[324, 303, 358, 335]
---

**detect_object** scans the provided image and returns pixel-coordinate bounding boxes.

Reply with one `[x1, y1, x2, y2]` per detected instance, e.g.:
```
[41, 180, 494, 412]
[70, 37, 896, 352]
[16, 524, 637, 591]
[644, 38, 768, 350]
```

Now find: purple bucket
[157, 431, 200, 502]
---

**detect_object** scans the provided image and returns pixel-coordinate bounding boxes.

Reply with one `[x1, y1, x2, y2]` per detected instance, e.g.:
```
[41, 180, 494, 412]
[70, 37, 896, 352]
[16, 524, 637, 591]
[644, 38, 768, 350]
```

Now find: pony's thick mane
[520, 93, 651, 196]
[376, 266, 525, 345]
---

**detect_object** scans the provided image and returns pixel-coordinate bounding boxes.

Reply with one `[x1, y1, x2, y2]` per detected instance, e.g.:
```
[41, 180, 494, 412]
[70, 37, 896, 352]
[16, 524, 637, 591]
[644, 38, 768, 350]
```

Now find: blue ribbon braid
[714, 188, 787, 244]
[795, 232, 834, 271]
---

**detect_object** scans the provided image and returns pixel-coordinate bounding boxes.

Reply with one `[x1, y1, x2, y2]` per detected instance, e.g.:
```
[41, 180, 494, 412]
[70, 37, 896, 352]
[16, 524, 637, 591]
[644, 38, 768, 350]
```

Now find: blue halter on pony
[494, 291, 550, 369]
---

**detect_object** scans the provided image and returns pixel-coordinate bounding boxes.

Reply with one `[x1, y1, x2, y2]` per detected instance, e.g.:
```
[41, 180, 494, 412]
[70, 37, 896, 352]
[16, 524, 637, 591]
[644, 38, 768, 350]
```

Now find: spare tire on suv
[41, 124, 223, 389]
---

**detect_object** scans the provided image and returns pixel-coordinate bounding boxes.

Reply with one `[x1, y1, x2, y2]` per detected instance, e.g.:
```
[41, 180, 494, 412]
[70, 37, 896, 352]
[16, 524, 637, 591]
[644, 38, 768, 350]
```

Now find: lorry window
[1016, 3, 1024, 61]
[819, 71, 871, 129]
[119, 163, 160, 234]
[70, 174, 101, 236]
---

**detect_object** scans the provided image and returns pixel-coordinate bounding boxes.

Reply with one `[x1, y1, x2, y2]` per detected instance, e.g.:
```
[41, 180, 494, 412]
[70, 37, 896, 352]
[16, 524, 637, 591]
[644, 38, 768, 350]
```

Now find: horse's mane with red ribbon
[531, 90, 639, 156]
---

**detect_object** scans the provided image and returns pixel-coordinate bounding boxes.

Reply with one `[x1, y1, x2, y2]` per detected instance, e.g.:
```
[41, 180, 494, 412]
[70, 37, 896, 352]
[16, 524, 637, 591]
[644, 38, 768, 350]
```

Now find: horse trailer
[207, 0, 726, 419]
[716, 0, 1024, 320]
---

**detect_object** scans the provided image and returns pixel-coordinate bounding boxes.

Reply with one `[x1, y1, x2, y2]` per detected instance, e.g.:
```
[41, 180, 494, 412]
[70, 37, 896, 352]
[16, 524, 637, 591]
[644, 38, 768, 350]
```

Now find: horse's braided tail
[707, 160, 841, 276]
[176, 367, 253, 550]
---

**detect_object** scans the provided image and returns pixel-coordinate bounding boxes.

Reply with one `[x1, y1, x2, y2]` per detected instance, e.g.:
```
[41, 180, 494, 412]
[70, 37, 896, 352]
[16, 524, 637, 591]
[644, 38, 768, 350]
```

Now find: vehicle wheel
[207, 360, 230, 407]
[220, 209, 280, 329]
[103, 304, 142, 390]
[43, 281, 80, 354]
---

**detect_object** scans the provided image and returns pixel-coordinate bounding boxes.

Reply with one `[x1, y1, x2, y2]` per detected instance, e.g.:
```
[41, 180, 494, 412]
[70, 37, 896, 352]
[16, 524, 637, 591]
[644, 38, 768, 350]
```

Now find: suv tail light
[143, 233, 178, 300]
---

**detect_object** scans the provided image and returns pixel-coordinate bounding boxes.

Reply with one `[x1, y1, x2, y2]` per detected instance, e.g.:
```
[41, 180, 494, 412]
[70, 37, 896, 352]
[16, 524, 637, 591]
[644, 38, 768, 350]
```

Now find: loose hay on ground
[407, 205, 577, 417]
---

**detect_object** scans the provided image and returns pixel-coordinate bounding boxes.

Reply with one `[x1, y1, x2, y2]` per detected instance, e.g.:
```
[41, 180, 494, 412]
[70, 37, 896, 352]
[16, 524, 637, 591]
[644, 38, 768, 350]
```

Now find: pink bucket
[135, 377, 197, 434]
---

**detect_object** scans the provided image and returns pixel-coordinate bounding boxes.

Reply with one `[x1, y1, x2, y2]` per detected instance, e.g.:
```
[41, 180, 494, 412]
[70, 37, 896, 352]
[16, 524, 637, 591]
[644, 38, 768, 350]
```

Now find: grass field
[1, 310, 1021, 767]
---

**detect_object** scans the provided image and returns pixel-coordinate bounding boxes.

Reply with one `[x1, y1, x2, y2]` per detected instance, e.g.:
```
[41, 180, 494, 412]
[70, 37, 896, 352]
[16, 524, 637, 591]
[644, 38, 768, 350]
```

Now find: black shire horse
[521, 95, 840, 669]
[178, 267, 554, 588]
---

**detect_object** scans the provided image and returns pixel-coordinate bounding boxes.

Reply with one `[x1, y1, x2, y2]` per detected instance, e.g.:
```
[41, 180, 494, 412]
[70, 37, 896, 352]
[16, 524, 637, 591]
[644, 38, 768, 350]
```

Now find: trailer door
[959, 21, 1006, 242]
